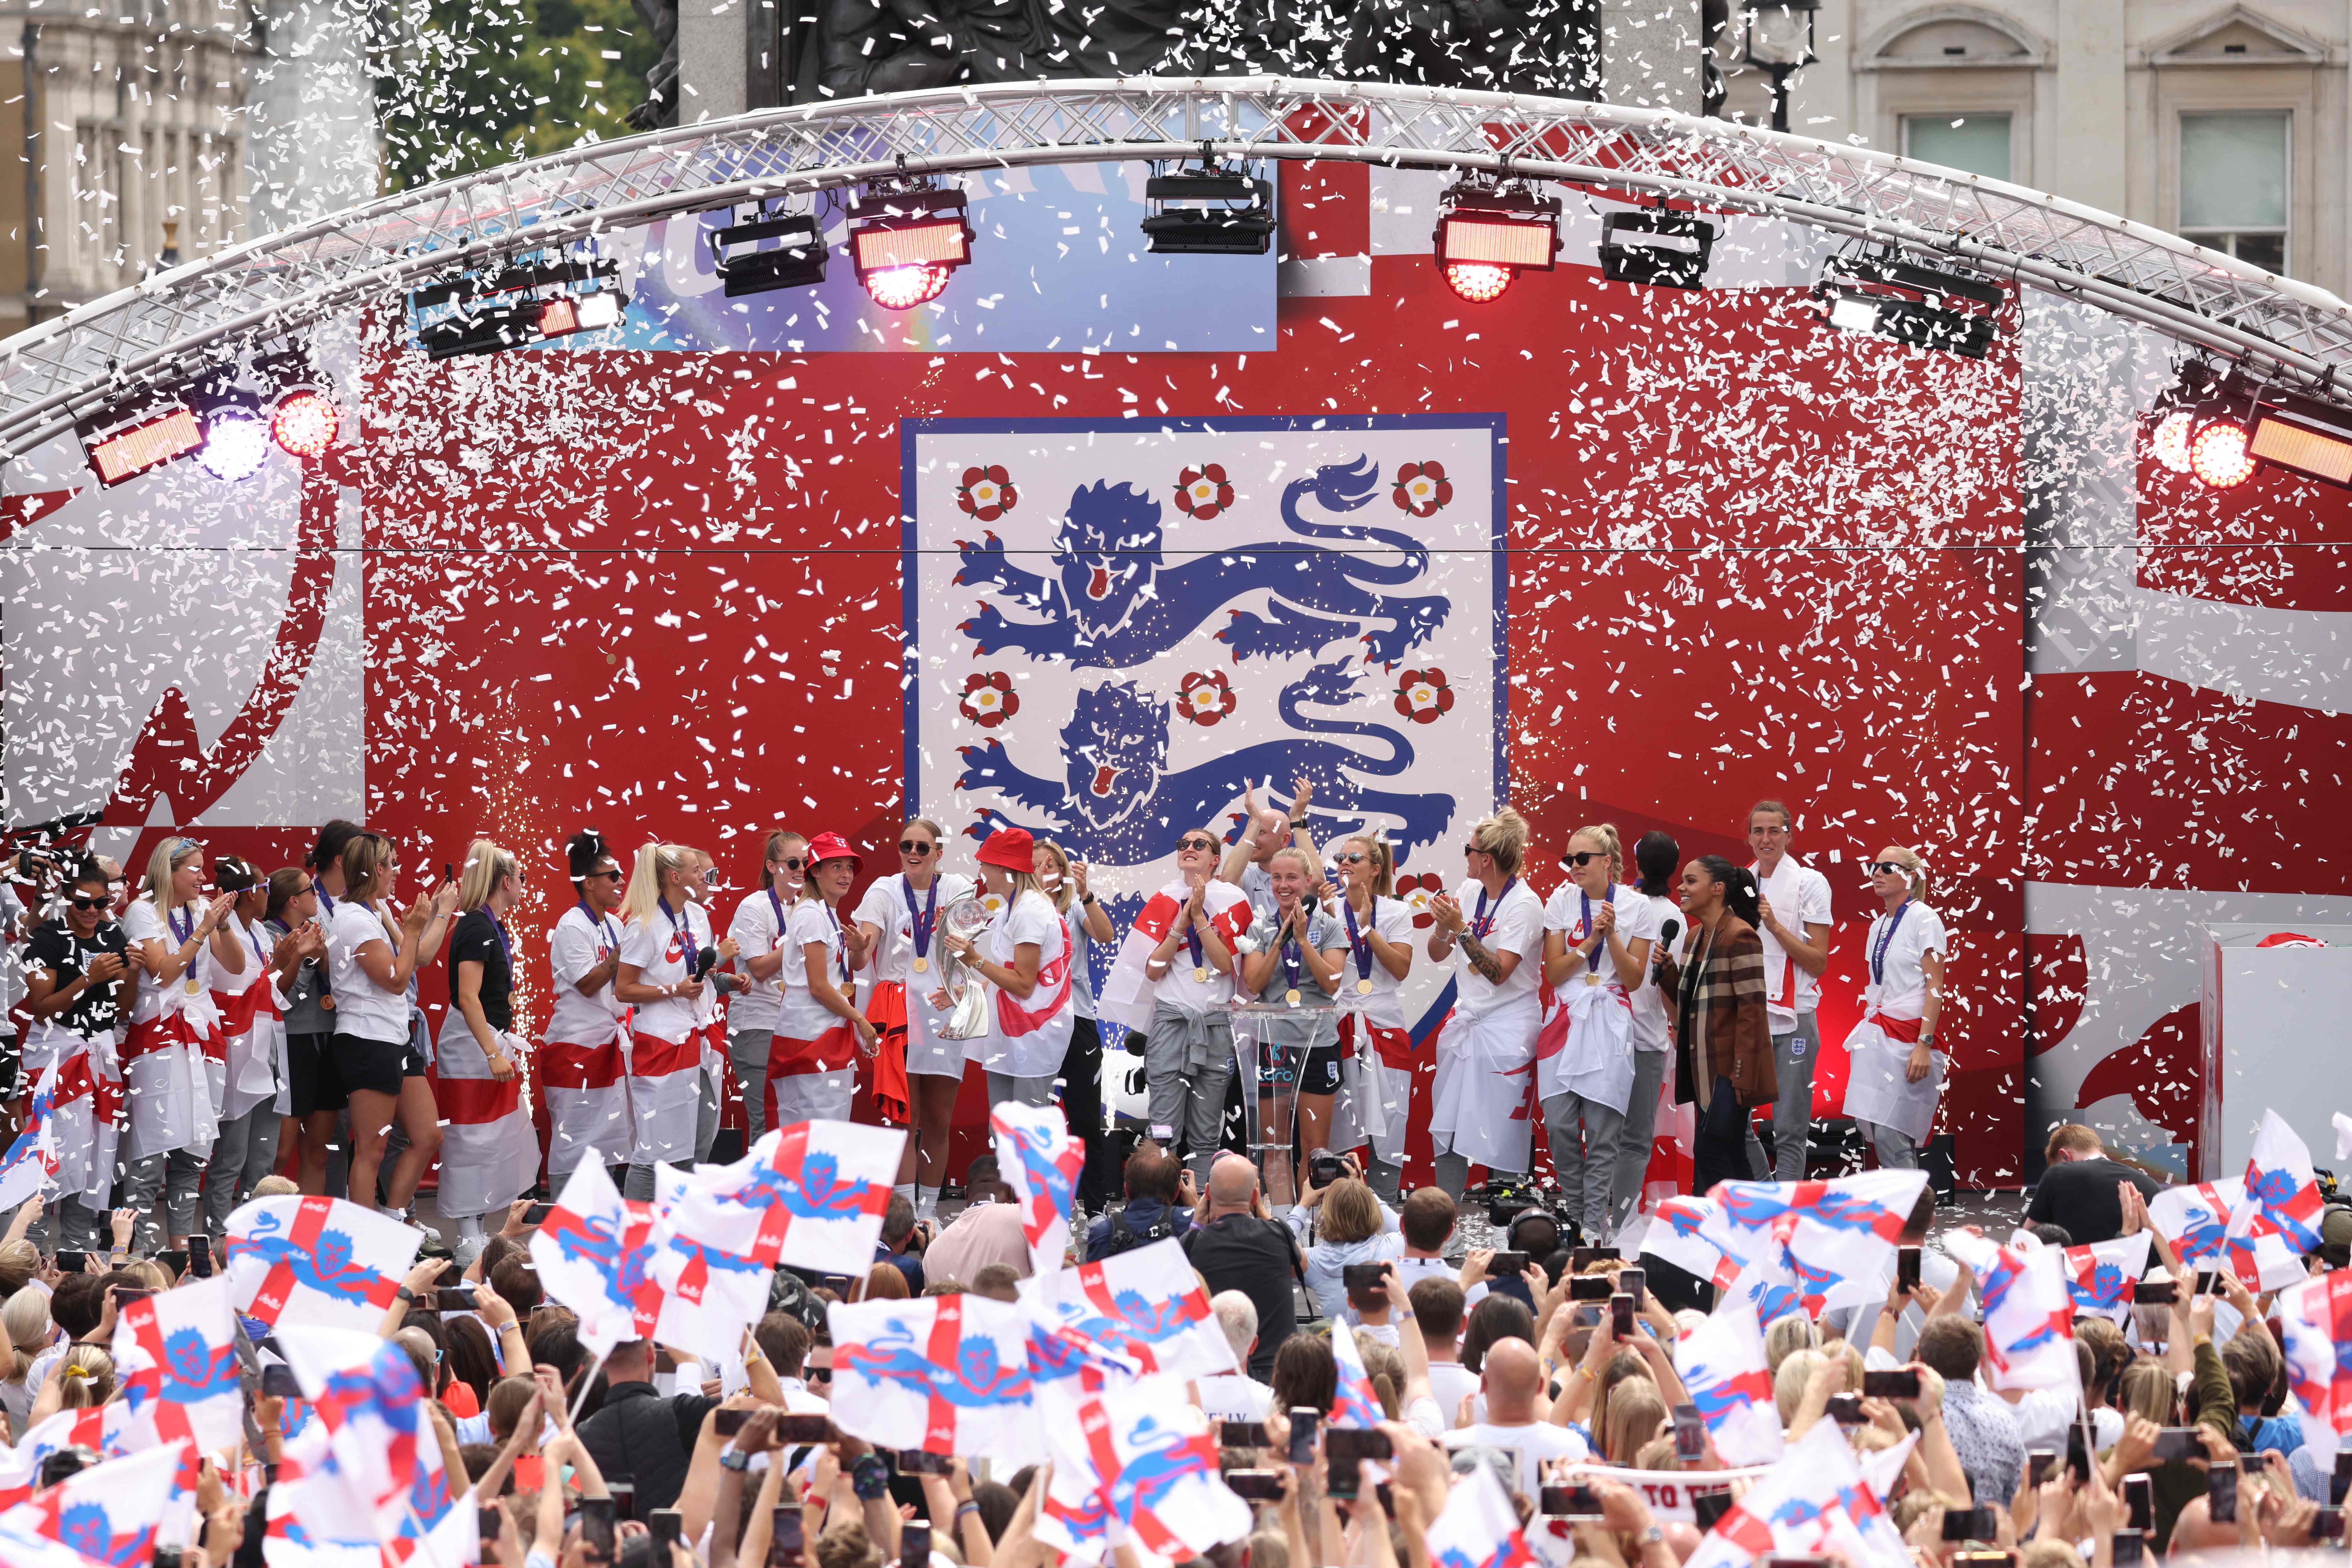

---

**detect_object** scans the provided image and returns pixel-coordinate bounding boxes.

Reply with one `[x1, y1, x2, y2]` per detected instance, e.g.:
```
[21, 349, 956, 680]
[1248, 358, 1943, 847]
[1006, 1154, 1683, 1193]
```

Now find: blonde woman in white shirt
[1839, 847, 1949, 1172]
[724, 830, 807, 1146]
[1331, 835, 1414, 1204]
[852, 819, 973, 1212]
[1536, 824, 1655, 1242]
[613, 842, 713, 1199]
[1424, 810, 1545, 1198]
[121, 837, 240, 1250]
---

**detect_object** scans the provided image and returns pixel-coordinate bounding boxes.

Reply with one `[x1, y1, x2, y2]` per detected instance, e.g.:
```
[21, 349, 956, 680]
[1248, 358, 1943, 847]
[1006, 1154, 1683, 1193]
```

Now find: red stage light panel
[85, 407, 203, 486]
[2251, 409, 2352, 487]
[851, 219, 970, 274]
[1438, 213, 1555, 271]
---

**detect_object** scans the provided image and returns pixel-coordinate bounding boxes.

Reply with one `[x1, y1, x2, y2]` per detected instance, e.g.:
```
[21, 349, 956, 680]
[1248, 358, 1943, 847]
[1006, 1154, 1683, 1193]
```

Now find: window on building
[1902, 114, 2013, 181]
[2180, 110, 2288, 271]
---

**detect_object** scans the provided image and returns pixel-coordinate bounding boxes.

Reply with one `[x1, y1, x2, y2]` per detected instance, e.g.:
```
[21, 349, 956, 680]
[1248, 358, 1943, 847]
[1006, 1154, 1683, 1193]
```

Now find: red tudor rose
[957, 465, 1019, 522]
[1177, 669, 1238, 726]
[959, 670, 1019, 728]
[1392, 460, 1453, 518]
[1395, 872, 1445, 929]
[1175, 464, 1236, 520]
[1394, 668, 1455, 724]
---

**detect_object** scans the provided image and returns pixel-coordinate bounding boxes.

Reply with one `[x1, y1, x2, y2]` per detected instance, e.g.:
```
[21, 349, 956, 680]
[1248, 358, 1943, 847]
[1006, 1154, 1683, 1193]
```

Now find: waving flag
[645, 1230, 772, 1367]
[2061, 1234, 2150, 1325]
[2235, 1109, 2328, 1255]
[1020, 1237, 1236, 1388]
[1672, 1298, 1783, 1466]
[829, 1295, 1038, 1461]
[274, 1327, 453, 1548]
[7, 1409, 133, 1505]
[1637, 1195, 1739, 1289]
[1035, 1378, 1251, 1567]
[1718, 1246, 1804, 1328]
[2149, 1177, 2303, 1291]
[1945, 1232, 2078, 1393]
[678, 1120, 903, 1271]
[1684, 1421, 1907, 1568]
[992, 1103, 1084, 1277]
[1328, 1318, 1384, 1430]
[1420, 1459, 1537, 1568]
[1707, 1172, 1926, 1311]
[2280, 1266, 2352, 1440]
[110, 1275, 241, 1455]
[0, 1065, 61, 1214]
[530, 1159, 664, 1357]
[1097, 881, 1251, 1025]
[0, 1518, 132, 1568]
[0, 1442, 184, 1567]
[226, 1196, 420, 1334]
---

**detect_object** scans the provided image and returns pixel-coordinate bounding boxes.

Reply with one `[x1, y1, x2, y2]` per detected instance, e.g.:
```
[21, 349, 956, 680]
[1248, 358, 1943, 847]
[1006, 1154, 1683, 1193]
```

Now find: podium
[1227, 999, 1342, 1208]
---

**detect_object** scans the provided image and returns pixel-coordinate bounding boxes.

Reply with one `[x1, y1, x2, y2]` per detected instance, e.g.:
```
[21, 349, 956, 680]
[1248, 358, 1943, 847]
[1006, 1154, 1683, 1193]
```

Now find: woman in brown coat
[1658, 854, 1774, 1195]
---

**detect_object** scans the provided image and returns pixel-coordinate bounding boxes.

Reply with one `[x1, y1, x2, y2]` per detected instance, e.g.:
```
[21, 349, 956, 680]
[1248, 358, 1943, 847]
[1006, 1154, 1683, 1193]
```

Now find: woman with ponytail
[943, 827, 1073, 1110]
[546, 831, 630, 1183]
[852, 820, 973, 1215]
[201, 857, 289, 1237]
[436, 839, 538, 1258]
[1331, 835, 1414, 1204]
[1537, 824, 1658, 1241]
[1838, 847, 1949, 1171]
[613, 842, 709, 1198]
[1614, 831, 1684, 1222]
[121, 838, 239, 1250]
[1659, 854, 1772, 1195]
[1424, 809, 1545, 1197]
[764, 833, 876, 1129]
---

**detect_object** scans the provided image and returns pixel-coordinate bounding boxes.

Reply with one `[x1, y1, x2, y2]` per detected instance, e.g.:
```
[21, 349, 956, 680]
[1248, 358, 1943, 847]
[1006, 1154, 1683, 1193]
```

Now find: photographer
[1284, 1153, 1401, 1323]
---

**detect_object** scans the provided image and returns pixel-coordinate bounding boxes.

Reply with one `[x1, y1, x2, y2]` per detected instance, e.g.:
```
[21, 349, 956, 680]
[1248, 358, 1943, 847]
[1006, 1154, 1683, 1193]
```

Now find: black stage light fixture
[1814, 253, 2004, 359]
[710, 207, 828, 297]
[1432, 180, 1561, 303]
[1597, 207, 1718, 290]
[2142, 360, 2259, 489]
[1141, 162, 1275, 255]
[413, 256, 629, 360]
[81, 403, 203, 487]
[848, 179, 973, 310]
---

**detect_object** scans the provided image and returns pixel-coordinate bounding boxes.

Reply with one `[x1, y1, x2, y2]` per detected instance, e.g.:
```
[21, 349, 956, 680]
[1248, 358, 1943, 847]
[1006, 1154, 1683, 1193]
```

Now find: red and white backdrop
[7, 161, 2347, 1188]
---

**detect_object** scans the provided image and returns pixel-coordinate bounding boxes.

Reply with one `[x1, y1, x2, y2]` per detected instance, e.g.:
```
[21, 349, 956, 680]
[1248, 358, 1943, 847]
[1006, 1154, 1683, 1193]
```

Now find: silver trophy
[936, 894, 998, 1041]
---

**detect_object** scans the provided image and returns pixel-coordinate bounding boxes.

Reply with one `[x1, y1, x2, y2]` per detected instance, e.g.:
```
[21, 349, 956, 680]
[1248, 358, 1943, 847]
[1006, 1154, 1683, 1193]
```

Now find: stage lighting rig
[1432, 176, 1560, 303]
[79, 344, 342, 486]
[1813, 252, 2003, 358]
[848, 175, 973, 310]
[412, 253, 630, 359]
[709, 205, 829, 297]
[2146, 359, 2352, 491]
[2248, 393, 2352, 487]
[1597, 205, 1718, 290]
[81, 402, 205, 487]
[1141, 156, 1275, 255]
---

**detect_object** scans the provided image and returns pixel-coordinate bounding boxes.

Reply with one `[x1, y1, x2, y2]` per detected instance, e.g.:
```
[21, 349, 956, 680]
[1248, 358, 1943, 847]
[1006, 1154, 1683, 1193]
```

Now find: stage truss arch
[7, 74, 2352, 459]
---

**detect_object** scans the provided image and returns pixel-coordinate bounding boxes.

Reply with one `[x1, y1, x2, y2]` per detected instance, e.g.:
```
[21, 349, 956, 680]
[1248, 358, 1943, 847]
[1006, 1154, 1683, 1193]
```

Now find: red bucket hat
[804, 831, 862, 875]
[975, 826, 1037, 874]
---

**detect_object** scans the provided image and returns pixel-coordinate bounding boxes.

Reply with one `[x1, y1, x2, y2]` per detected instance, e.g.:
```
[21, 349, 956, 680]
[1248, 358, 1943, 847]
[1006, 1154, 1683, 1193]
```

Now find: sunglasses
[68, 894, 107, 910]
[1870, 861, 1912, 877]
[1562, 851, 1606, 869]
[701, 868, 720, 884]
[584, 869, 622, 882]
[1333, 852, 1368, 865]
[898, 841, 933, 855]
[1463, 843, 1489, 857]
[1177, 837, 1217, 853]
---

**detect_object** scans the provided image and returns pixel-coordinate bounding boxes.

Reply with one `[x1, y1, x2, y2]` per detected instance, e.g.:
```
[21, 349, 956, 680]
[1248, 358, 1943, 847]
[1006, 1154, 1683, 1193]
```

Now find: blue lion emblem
[732, 1151, 879, 1223]
[161, 1327, 237, 1404]
[837, 1323, 1031, 1407]
[1099, 1415, 1213, 1525]
[56, 1501, 146, 1566]
[1717, 1183, 1891, 1237]
[956, 458, 1451, 670]
[1006, 1120, 1077, 1216]
[2071, 1261, 2127, 1309]
[2174, 1209, 2227, 1264]
[241, 1211, 382, 1302]
[958, 657, 1454, 865]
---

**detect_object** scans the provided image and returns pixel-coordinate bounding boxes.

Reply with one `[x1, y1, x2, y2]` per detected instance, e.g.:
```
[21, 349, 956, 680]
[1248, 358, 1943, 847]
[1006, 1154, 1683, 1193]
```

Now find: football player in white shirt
[1744, 801, 1832, 1182]
[1839, 847, 1948, 1170]
[1424, 809, 1545, 1197]
[724, 831, 807, 1146]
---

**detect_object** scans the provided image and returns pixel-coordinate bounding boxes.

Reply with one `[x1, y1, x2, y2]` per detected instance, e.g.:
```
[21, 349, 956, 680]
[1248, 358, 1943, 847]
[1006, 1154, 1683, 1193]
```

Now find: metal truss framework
[8, 75, 2352, 461]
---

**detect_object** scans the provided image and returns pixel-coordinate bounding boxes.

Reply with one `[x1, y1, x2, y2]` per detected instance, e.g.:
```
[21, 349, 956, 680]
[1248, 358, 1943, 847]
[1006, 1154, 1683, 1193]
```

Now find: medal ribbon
[1582, 890, 1604, 977]
[1185, 919, 1205, 975]
[1870, 899, 1912, 988]
[1281, 911, 1303, 994]
[1470, 876, 1516, 942]
[660, 896, 698, 973]
[905, 875, 939, 965]
[823, 901, 849, 984]
[1343, 898, 1374, 985]
[170, 905, 195, 945]
[581, 899, 618, 959]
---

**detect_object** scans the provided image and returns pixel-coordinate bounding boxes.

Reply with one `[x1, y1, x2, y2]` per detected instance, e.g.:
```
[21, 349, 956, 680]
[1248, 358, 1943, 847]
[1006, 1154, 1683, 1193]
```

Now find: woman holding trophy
[939, 827, 1074, 1109]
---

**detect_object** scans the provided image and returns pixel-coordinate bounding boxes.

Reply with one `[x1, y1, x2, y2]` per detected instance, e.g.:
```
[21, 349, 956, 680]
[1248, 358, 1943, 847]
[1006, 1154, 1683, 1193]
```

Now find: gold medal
[1584, 973, 1601, 988]
[913, 956, 928, 974]
[1193, 966, 1209, 982]
[1285, 987, 1302, 1006]
[184, 976, 202, 997]
[1356, 977, 1375, 995]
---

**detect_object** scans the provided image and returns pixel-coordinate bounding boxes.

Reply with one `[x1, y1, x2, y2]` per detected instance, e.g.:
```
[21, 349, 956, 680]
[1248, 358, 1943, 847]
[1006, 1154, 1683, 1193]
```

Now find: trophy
[935, 895, 998, 1041]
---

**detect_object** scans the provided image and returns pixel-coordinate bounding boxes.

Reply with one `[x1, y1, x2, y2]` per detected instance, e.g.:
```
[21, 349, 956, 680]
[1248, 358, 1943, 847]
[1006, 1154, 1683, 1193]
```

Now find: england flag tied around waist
[1420, 1457, 1536, 1568]
[828, 1295, 1038, 1461]
[991, 1103, 1084, 1277]
[0, 1442, 185, 1568]
[1943, 1231, 2079, 1394]
[2228, 1109, 2329, 1267]
[2149, 1176, 2304, 1292]
[1671, 1298, 1783, 1466]
[2280, 1266, 2352, 1441]
[1019, 1237, 1235, 1388]
[226, 1195, 421, 1334]
[110, 1276, 241, 1455]
[273, 1327, 453, 1549]
[2061, 1234, 2150, 1326]
[676, 1120, 902, 1271]
[531, 1158, 664, 1357]
[0, 1065, 60, 1215]
[1036, 1377, 1251, 1567]
[1683, 1420, 1910, 1568]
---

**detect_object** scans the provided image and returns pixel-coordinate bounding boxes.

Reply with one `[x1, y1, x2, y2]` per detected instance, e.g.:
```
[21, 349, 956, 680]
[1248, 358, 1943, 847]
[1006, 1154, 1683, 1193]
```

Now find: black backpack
[1100, 1203, 1179, 1259]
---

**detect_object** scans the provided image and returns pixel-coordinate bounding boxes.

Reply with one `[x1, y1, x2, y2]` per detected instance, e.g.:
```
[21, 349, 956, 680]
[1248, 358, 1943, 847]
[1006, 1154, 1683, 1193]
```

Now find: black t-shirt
[448, 909, 514, 1031]
[24, 918, 131, 1037]
[1183, 1213, 1303, 1380]
[2026, 1157, 2163, 1245]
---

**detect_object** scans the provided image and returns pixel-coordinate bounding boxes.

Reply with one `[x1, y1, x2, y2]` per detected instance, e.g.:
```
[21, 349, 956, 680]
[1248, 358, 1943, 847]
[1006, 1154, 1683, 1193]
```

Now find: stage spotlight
[2249, 399, 2352, 487]
[413, 256, 629, 359]
[848, 179, 972, 310]
[270, 388, 341, 458]
[2150, 408, 2199, 473]
[1814, 253, 2003, 358]
[1141, 163, 1275, 255]
[196, 405, 271, 481]
[2189, 418, 2255, 488]
[709, 208, 828, 297]
[1433, 181, 1560, 303]
[1597, 207, 1717, 289]
[82, 404, 204, 487]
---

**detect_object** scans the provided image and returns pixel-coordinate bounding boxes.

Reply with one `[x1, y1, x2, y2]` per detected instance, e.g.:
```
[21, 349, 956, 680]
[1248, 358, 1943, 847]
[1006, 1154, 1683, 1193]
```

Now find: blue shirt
[1084, 1197, 1194, 1262]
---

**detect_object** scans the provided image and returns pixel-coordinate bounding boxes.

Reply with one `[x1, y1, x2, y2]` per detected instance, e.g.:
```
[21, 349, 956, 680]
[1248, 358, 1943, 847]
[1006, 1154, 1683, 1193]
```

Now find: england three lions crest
[905, 416, 1505, 1020]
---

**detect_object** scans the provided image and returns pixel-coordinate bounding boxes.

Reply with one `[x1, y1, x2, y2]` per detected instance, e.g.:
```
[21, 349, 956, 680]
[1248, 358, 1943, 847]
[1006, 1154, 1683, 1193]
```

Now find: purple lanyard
[169, 905, 195, 945]
[579, 901, 617, 958]
[904, 875, 940, 961]
[660, 897, 698, 973]
[492, 916, 512, 970]
[1870, 901, 1912, 987]
[1281, 910, 1305, 992]
[1342, 898, 1375, 984]
[1581, 891, 1604, 976]
[1470, 878, 1515, 942]
[822, 901, 849, 983]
